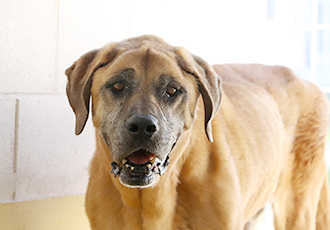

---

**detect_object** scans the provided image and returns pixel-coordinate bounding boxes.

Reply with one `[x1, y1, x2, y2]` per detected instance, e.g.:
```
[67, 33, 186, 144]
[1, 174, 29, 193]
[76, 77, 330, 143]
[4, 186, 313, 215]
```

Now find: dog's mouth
[111, 149, 170, 188]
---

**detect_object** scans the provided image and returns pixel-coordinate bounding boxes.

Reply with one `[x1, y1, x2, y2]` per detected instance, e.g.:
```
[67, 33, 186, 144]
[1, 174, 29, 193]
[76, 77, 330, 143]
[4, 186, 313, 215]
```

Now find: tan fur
[66, 35, 330, 230]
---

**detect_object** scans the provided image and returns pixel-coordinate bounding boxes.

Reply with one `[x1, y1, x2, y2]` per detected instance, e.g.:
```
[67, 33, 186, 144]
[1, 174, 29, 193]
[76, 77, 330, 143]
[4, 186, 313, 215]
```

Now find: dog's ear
[175, 48, 222, 142]
[65, 45, 118, 135]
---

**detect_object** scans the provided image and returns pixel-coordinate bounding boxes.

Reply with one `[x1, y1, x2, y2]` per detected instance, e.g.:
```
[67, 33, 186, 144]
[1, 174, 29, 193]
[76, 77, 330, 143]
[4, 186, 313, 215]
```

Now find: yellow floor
[0, 195, 91, 230]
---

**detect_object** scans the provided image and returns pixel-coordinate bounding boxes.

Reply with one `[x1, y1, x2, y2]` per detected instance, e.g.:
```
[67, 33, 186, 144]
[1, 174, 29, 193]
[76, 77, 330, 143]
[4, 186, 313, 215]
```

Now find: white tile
[15, 96, 95, 201]
[0, 0, 58, 93]
[57, 0, 130, 94]
[0, 100, 16, 202]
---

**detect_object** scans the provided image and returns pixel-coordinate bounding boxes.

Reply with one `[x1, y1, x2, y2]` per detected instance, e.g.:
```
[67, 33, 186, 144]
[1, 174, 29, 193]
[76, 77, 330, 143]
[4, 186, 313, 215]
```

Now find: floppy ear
[65, 45, 118, 135]
[175, 48, 222, 142]
[65, 50, 98, 135]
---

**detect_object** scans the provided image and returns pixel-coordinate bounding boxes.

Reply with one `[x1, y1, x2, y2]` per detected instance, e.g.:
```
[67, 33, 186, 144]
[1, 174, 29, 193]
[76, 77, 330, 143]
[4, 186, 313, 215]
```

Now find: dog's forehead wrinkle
[142, 48, 151, 73]
[140, 48, 181, 77]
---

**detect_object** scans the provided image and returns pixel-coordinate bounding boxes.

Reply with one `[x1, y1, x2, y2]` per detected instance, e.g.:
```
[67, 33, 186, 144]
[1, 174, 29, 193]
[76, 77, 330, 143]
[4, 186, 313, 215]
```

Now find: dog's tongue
[127, 150, 155, 165]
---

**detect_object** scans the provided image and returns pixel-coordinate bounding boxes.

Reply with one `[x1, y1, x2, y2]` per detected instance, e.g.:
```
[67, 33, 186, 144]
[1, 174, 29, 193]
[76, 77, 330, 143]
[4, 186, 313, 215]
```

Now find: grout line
[13, 99, 20, 173]
[12, 192, 16, 200]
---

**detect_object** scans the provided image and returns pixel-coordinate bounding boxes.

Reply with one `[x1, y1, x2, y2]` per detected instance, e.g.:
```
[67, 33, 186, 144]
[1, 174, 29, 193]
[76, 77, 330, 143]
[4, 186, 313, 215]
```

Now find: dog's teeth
[122, 159, 127, 165]
[125, 164, 129, 168]
[150, 158, 157, 164]
[147, 164, 151, 169]
[130, 166, 134, 171]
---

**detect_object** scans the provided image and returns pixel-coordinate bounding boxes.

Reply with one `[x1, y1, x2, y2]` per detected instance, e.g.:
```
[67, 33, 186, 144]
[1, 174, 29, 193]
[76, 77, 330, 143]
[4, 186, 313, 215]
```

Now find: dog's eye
[113, 82, 124, 91]
[166, 86, 178, 97]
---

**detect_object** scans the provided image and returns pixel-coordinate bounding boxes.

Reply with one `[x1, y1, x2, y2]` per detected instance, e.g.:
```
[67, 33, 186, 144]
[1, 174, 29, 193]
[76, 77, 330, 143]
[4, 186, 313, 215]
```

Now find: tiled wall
[0, 0, 130, 203]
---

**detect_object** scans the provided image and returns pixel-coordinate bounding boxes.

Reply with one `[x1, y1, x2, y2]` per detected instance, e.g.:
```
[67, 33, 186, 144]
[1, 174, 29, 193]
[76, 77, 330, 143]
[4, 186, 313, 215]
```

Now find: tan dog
[66, 35, 330, 230]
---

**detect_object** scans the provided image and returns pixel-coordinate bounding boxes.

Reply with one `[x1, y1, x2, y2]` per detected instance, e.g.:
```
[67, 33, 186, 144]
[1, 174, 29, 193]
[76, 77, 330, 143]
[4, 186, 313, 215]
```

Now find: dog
[66, 35, 330, 230]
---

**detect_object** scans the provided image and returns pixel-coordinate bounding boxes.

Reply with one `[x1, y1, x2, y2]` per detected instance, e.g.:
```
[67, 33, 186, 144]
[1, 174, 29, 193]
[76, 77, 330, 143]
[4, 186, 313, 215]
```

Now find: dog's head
[66, 35, 222, 188]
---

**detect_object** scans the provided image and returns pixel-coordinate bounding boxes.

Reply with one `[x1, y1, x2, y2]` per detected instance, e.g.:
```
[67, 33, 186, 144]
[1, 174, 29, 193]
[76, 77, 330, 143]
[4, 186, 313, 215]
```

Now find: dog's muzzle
[109, 113, 177, 188]
[111, 149, 170, 188]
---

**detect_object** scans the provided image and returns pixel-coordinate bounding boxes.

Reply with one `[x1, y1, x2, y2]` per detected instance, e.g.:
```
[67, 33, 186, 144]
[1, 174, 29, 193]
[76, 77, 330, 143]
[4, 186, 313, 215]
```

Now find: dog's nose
[126, 115, 159, 140]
